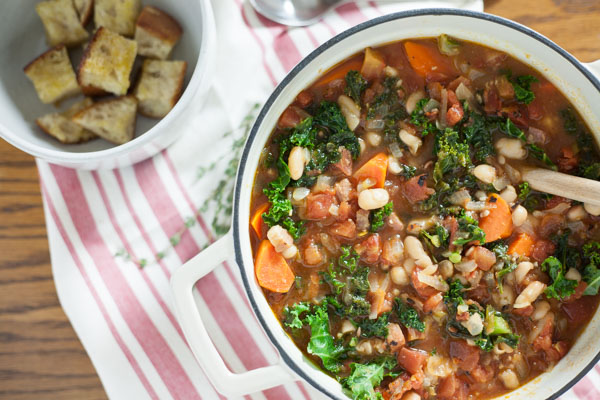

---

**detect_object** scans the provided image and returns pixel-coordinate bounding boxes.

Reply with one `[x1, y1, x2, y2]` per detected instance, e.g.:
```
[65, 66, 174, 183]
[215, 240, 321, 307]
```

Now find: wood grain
[0, 1, 599, 398]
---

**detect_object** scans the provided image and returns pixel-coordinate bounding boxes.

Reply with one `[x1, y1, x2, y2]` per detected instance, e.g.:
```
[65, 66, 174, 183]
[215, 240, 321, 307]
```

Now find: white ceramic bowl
[171, 9, 600, 400]
[0, 0, 215, 169]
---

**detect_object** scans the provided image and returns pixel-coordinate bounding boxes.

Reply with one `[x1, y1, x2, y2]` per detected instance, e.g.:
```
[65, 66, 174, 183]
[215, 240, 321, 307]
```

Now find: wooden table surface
[1, 1, 599, 398]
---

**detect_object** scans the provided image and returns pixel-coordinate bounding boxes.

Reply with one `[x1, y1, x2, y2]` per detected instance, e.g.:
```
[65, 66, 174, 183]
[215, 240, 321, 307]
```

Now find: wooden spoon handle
[521, 168, 600, 207]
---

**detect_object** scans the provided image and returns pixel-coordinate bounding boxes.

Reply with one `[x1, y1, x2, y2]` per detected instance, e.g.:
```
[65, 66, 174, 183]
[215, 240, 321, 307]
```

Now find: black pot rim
[232, 8, 600, 400]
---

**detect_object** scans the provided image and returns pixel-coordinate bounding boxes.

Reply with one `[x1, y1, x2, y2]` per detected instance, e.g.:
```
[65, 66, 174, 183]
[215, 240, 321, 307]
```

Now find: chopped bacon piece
[483, 86, 501, 114]
[397, 347, 428, 375]
[495, 75, 515, 99]
[438, 375, 459, 400]
[449, 340, 480, 371]
[531, 239, 556, 263]
[329, 219, 357, 239]
[386, 323, 406, 353]
[336, 201, 353, 221]
[303, 240, 323, 266]
[386, 371, 425, 400]
[538, 214, 564, 238]
[295, 90, 313, 108]
[557, 147, 579, 172]
[442, 216, 459, 250]
[402, 174, 435, 203]
[423, 292, 443, 313]
[512, 305, 533, 317]
[527, 99, 543, 120]
[354, 234, 382, 264]
[426, 81, 443, 101]
[411, 269, 439, 299]
[331, 147, 353, 176]
[406, 326, 426, 342]
[277, 106, 302, 129]
[382, 235, 404, 265]
[545, 195, 570, 210]
[448, 76, 471, 92]
[502, 105, 529, 127]
[468, 246, 497, 271]
[546, 341, 569, 362]
[334, 178, 355, 202]
[447, 89, 460, 107]
[527, 126, 548, 145]
[323, 79, 344, 101]
[305, 193, 335, 220]
[471, 364, 494, 383]
[356, 208, 370, 232]
[387, 212, 404, 232]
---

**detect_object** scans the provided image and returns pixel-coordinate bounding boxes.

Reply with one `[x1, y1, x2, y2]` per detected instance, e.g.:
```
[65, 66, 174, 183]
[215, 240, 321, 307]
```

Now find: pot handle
[585, 60, 600, 79]
[170, 231, 295, 396]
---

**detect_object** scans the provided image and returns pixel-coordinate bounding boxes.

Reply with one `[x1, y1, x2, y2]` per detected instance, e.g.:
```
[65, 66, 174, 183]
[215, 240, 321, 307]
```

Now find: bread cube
[72, 96, 138, 144]
[24, 45, 80, 104]
[73, 0, 94, 26]
[36, 98, 96, 144]
[134, 6, 183, 60]
[134, 60, 187, 118]
[94, 0, 141, 37]
[77, 27, 138, 96]
[36, 0, 88, 46]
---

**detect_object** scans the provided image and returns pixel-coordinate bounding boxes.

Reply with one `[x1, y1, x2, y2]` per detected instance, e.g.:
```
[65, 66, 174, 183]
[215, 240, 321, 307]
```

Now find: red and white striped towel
[36, 0, 600, 399]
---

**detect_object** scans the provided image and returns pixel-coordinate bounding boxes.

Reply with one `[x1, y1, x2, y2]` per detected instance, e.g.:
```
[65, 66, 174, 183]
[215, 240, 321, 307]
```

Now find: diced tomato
[411, 269, 439, 299]
[295, 90, 313, 108]
[468, 246, 496, 271]
[447, 103, 464, 126]
[532, 317, 553, 352]
[305, 193, 335, 220]
[438, 375, 459, 400]
[397, 347, 428, 375]
[470, 364, 494, 383]
[531, 239, 556, 263]
[386, 323, 406, 353]
[402, 174, 435, 203]
[354, 234, 382, 264]
[449, 340, 480, 371]
[423, 292, 443, 313]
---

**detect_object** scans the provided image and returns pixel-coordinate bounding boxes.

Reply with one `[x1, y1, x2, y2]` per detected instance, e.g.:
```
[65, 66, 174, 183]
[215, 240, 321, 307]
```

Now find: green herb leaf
[357, 313, 390, 338]
[369, 202, 393, 232]
[283, 302, 311, 329]
[394, 298, 425, 332]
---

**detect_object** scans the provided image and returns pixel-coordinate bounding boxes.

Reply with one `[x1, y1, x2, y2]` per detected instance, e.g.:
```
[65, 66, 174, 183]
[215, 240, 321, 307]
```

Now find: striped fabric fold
[36, 0, 598, 398]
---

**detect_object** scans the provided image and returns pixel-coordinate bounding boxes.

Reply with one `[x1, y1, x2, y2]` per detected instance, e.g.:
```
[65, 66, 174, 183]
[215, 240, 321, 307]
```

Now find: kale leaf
[501, 119, 556, 169]
[394, 298, 425, 332]
[342, 358, 397, 400]
[357, 313, 390, 338]
[398, 163, 417, 179]
[305, 304, 346, 372]
[463, 108, 495, 162]
[370, 202, 393, 232]
[510, 74, 538, 104]
[541, 256, 578, 300]
[421, 224, 450, 249]
[433, 128, 471, 184]
[453, 211, 486, 245]
[582, 242, 600, 296]
[283, 302, 311, 329]
[410, 98, 439, 137]
[345, 70, 368, 104]
[367, 77, 400, 120]
[489, 242, 517, 292]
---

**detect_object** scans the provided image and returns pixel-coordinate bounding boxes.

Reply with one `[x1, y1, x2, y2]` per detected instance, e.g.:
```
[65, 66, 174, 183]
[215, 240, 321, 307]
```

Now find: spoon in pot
[249, 0, 343, 26]
[521, 168, 600, 211]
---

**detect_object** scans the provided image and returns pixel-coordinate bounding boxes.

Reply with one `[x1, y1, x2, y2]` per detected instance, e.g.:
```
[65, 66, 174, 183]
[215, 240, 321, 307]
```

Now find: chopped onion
[455, 83, 474, 101]
[546, 202, 571, 215]
[493, 175, 510, 191]
[293, 187, 309, 201]
[503, 163, 521, 184]
[418, 272, 449, 292]
[455, 259, 478, 273]
[468, 68, 485, 80]
[328, 204, 339, 216]
[421, 264, 438, 276]
[567, 221, 586, 234]
[314, 175, 335, 193]
[365, 118, 385, 131]
[449, 189, 471, 206]
[423, 99, 440, 113]
[461, 313, 484, 336]
[405, 90, 425, 114]
[440, 88, 448, 128]
[389, 142, 404, 159]
[465, 201, 487, 211]
[357, 178, 376, 192]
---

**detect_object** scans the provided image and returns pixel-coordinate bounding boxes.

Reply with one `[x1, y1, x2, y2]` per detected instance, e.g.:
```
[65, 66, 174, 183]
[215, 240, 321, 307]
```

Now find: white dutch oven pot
[172, 9, 600, 399]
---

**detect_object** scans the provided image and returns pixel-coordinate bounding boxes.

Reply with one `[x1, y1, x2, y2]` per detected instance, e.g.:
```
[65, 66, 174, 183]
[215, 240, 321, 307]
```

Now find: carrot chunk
[251, 203, 269, 239]
[352, 152, 388, 188]
[404, 41, 456, 80]
[313, 58, 363, 88]
[508, 232, 535, 257]
[255, 240, 295, 293]
[479, 193, 513, 243]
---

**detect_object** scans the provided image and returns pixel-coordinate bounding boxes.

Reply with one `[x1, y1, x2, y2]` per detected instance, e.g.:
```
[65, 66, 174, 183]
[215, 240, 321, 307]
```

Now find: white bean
[514, 281, 546, 309]
[403, 258, 416, 274]
[388, 155, 402, 175]
[402, 392, 421, 400]
[567, 205, 587, 221]
[288, 146, 308, 180]
[355, 340, 373, 355]
[532, 301, 551, 321]
[390, 266, 409, 286]
[473, 164, 497, 184]
[405, 90, 425, 114]
[340, 320, 356, 334]
[399, 129, 422, 155]
[584, 202, 600, 216]
[500, 185, 517, 204]
[565, 267, 582, 282]
[358, 189, 389, 210]
[337, 94, 361, 131]
[496, 138, 527, 160]
[512, 205, 528, 227]
[358, 137, 366, 154]
[384, 65, 399, 77]
[493, 284, 515, 307]
[267, 225, 294, 253]
[404, 236, 426, 261]
[499, 369, 520, 390]
[514, 261, 534, 284]
[281, 244, 298, 259]
[366, 131, 382, 147]
[439, 260, 454, 280]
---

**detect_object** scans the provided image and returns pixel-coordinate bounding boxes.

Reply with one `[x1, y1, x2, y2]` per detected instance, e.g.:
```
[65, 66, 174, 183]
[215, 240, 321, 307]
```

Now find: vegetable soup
[250, 35, 600, 400]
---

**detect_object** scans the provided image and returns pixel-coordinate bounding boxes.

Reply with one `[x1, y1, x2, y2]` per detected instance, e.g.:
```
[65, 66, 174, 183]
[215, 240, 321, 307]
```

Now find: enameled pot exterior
[172, 9, 600, 399]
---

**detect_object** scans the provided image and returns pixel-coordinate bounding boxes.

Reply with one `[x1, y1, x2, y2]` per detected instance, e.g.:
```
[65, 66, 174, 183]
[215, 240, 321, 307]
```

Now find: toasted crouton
[134, 60, 186, 118]
[73, 0, 94, 26]
[24, 45, 80, 104]
[72, 96, 138, 144]
[134, 6, 183, 60]
[36, 98, 96, 144]
[94, 0, 141, 37]
[77, 27, 138, 96]
[36, 0, 89, 46]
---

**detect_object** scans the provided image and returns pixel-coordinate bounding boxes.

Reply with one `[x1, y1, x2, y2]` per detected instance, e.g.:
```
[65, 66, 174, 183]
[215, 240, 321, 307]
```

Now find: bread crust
[134, 6, 183, 59]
